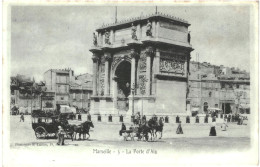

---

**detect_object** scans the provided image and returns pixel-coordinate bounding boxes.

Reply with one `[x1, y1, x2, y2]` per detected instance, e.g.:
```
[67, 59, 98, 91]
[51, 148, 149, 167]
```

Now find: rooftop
[96, 12, 190, 32]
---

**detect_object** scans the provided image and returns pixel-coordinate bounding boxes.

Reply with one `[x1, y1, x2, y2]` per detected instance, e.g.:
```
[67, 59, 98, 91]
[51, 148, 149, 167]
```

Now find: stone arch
[112, 55, 131, 78]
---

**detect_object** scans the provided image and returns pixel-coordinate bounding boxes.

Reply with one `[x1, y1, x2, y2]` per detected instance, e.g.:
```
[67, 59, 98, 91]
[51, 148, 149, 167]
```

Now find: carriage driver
[57, 126, 66, 145]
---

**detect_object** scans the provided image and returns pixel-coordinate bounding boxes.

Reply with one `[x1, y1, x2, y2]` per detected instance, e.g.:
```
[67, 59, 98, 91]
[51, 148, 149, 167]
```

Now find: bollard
[98, 115, 101, 122]
[119, 115, 123, 122]
[165, 116, 169, 123]
[196, 116, 199, 123]
[204, 116, 208, 123]
[176, 116, 180, 123]
[108, 115, 112, 122]
[186, 116, 190, 123]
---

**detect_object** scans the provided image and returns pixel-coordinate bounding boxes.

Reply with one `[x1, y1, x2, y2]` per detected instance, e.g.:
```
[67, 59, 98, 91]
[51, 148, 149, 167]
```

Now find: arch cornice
[112, 55, 131, 71]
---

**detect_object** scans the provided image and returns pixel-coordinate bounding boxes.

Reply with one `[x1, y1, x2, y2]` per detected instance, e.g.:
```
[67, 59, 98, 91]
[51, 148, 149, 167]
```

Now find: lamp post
[235, 91, 243, 114]
[131, 83, 135, 116]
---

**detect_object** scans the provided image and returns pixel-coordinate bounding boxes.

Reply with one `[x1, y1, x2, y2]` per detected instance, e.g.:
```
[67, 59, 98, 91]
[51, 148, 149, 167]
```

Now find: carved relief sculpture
[145, 46, 154, 57]
[131, 23, 137, 40]
[104, 30, 111, 45]
[130, 49, 139, 59]
[139, 53, 147, 72]
[146, 20, 152, 37]
[139, 75, 146, 95]
[188, 31, 191, 43]
[93, 32, 97, 46]
[159, 54, 186, 76]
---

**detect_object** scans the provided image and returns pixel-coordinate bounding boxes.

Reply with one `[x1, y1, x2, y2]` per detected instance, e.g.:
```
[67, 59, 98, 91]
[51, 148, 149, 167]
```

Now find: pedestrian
[176, 121, 183, 134]
[196, 115, 199, 123]
[57, 126, 65, 145]
[87, 113, 91, 121]
[209, 121, 217, 136]
[20, 113, 24, 122]
[119, 123, 126, 136]
[221, 119, 228, 131]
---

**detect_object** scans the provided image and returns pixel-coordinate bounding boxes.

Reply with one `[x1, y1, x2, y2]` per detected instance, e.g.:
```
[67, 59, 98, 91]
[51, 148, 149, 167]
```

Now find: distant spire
[155, 6, 158, 14]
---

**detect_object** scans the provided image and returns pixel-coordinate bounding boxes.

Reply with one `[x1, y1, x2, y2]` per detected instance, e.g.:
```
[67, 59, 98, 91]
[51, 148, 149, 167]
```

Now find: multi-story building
[44, 68, 74, 106]
[44, 69, 92, 111]
[69, 73, 93, 111]
[10, 74, 54, 113]
[188, 61, 250, 115]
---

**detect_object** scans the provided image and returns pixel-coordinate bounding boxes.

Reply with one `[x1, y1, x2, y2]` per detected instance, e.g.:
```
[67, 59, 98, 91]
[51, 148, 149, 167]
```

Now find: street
[10, 115, 251, 152]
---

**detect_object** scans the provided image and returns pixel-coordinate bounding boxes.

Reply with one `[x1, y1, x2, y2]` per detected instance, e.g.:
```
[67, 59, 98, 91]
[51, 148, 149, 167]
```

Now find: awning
[239, 104, 250, 109]
[192, 108, 199, 112]
[208, 108, 222, 111]
[60, 105, 77, 114]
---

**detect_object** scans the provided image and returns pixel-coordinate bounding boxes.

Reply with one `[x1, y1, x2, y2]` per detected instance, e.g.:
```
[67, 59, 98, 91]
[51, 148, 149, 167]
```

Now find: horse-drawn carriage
[31, 110, 74, 139]
[31, 110, 94, 140]
[120, 116, 164, 141]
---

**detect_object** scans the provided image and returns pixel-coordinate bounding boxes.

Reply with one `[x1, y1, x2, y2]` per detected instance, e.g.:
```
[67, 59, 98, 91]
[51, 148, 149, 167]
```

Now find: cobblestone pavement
[10, 115, 250, 152]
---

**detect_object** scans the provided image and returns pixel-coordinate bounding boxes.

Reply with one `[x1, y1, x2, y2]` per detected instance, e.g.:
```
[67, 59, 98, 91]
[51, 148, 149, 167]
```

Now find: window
[215, 104, 218, 108]
[209, 92, 212, 97]
[61, 97, 64, 100]
[236, 84, 239, 89]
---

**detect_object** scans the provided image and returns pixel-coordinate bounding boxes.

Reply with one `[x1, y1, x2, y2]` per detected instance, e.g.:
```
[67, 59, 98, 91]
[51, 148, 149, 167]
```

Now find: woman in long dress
[209, 121, 217, 136]
[176, 121, 183, 134]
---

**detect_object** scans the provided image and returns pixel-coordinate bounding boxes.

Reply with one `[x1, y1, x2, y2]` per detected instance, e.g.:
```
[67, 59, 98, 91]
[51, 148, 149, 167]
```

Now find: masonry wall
[155, 79, 187, 115]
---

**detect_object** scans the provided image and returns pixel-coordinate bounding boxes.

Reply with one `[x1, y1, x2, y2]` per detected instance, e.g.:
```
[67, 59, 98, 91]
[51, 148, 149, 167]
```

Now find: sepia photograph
[2, 1, 259, 166]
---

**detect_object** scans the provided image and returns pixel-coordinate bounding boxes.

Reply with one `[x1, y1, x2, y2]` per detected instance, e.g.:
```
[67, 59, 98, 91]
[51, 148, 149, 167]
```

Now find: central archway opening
[115, 61, 131, 111]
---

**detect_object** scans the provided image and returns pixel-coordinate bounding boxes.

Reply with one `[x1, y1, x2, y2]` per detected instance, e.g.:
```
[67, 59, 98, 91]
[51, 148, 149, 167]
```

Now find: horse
[154, 117, 164, 139]
[138, 123, 153, 141]
[81, 121, 94, 140]
[73, 121, 94, 140]
[63, 124, 75, 141]
[147, 118, 158, 141]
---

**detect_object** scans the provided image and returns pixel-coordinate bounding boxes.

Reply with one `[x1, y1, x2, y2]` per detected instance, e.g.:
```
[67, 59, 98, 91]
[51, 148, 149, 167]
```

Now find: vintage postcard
[2, 1, 259, 166]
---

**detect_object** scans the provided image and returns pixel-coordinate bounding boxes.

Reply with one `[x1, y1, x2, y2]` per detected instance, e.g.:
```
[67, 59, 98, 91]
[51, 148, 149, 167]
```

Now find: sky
[11, 5, 252, 81]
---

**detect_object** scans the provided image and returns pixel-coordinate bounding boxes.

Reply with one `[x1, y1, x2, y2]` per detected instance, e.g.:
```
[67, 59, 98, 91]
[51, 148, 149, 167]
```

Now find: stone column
[156, 21, 160, 38]
[104, 53, 111, 96]
[137, 24, 141, 40]
[154, 48, 160, 74]
[152, 21, 156, 37]
[130, 49, 139, 93]
[145, 46, 154, 95]
[110, 29, 114, 44]
[92, 54, 99, 96]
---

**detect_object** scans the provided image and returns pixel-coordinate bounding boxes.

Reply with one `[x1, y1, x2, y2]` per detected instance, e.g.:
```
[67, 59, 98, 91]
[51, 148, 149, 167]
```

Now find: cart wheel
[35, 127, 47, 139]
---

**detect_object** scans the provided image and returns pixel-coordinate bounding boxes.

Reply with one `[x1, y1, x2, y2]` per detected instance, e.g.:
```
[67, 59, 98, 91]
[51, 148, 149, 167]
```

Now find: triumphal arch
[89, 13, 193, 118]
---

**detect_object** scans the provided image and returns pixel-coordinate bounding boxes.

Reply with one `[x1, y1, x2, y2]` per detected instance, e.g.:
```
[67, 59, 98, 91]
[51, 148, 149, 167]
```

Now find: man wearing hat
[57, 126, 65, 145]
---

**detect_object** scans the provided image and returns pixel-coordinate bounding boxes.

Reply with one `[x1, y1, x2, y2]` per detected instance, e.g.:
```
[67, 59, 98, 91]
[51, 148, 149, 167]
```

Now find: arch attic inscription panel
[89, 13, 193, 117]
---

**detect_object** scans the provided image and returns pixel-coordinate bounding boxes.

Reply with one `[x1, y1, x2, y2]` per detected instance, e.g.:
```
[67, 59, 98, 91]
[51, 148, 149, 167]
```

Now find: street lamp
[235, 91, 243, 114]
[130, 83, 135, 117]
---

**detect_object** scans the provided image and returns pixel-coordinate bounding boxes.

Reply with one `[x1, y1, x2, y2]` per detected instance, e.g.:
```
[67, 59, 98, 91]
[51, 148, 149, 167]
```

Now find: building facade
[44, 68, 74, 106]
[69, 73, 93, 111]
[10, 75, 54, 113]
[44, 69, 92, 111]
[188, 61, 250, 115]
[90, 13, 193, 116]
